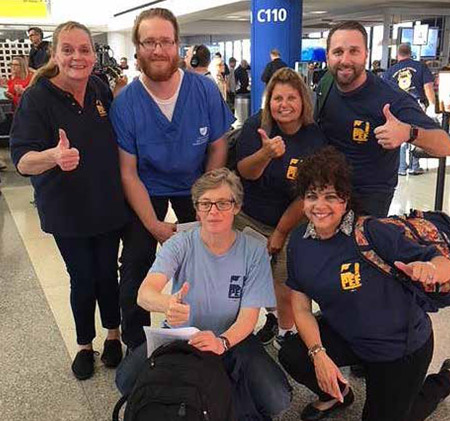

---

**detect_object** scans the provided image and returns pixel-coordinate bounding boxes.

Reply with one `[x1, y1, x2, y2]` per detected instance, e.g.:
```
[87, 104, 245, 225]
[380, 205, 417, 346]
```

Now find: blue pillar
[251, 0, 303, 114]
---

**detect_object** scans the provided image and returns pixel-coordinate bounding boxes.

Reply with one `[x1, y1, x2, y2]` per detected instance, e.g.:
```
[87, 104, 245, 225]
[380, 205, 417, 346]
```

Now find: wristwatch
[407, 125, 419, 144]
[218, 335, 230, 352]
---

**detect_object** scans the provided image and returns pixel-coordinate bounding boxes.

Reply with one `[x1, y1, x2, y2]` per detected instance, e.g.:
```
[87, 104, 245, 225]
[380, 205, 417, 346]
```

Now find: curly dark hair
[295, 146, 353, 202]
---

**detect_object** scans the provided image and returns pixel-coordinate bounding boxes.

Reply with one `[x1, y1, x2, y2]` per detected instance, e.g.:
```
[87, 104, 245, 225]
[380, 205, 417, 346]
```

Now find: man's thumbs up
[54, 128, 80, 171]
[374, 103, 411, 149]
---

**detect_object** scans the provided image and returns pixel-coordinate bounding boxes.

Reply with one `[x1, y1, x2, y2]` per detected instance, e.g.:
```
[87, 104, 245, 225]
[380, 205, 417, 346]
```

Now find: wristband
[308, 344, 326, 360]
[218, 335, 230, 352]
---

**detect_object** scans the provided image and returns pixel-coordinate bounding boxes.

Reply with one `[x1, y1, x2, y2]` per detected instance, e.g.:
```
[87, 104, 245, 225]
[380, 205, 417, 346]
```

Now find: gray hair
[191, 168, 243, 207]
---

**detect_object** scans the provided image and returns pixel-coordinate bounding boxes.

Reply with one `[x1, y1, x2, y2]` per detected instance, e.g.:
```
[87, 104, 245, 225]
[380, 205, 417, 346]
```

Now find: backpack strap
[112, 394, 128, 421]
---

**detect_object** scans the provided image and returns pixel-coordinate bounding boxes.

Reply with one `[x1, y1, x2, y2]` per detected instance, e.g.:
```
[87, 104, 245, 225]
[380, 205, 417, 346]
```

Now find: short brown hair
[132, 8, 179, 47]
[261, 67, 314, 133]
[398, 43, 412, 57]
[295, 146, 352, 202]
[327, 21, 368, 52]
[191, 168, 243, 208]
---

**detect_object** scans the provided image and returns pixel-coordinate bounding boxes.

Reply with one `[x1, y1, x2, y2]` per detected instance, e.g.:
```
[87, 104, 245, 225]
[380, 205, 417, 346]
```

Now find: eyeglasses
[195, 200, 235, 212]
[138, 39, 176, 51]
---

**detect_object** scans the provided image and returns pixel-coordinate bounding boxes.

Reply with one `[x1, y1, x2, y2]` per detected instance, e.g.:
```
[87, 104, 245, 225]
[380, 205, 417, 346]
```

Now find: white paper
[143, 326, 200, 357]
[176, 221, 200, 232]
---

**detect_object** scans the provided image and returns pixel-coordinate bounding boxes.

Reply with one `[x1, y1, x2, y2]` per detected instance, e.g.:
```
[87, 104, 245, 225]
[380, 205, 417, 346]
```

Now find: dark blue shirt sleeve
[236, 114, 262, 162]
[10, 89, 54, 168]
[365, 219, 441, 266]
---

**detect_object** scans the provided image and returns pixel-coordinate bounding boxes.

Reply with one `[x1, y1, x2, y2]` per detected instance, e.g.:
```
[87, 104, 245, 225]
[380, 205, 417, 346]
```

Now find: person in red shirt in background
[6, 56, 32, 108]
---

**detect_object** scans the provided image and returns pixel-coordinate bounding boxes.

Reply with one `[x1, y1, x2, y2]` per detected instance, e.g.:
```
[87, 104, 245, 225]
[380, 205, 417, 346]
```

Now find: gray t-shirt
[150, 227, 275, 335]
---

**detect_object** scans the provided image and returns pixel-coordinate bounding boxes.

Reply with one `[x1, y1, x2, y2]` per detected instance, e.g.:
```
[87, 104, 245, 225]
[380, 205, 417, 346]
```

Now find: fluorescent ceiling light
[310, 11, 328, 15]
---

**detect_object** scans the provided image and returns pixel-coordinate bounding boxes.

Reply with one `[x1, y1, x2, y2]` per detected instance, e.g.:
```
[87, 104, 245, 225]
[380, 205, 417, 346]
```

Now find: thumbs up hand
[373, 104, 411, 149]
[166, 282, 190, 326]
[258, 128, 286, 159]
[54, 129, 80, 171]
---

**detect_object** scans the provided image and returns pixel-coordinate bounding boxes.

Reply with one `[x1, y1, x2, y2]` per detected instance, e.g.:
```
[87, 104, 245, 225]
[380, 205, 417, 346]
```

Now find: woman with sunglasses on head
[116, 168, 291, 420]
[279, 146, 450, 421]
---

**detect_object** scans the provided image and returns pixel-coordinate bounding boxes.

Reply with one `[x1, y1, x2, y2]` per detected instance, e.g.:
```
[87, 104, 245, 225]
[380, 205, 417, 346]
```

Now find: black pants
[119, 196, 196, 349]
[54, 229, 122, 345]
[353, 190, 394, 218]
[278, 318, 448, 421]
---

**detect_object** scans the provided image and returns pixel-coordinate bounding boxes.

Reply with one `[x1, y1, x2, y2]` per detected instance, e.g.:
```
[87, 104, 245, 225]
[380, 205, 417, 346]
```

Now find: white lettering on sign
[256, 8, 288, 23]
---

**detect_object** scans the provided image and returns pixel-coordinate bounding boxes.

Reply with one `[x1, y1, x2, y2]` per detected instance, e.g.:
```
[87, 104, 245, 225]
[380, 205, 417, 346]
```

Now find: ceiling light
[310, 11, 328, 15]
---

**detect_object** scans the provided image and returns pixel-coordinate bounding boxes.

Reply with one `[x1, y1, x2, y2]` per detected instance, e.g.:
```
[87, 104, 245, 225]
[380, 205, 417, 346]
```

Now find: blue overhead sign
[251, 0, 303, 114]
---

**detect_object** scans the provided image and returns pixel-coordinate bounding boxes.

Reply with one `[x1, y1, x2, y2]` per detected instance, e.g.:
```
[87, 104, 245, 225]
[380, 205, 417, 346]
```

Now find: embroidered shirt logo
[352, 120, 370, 143]
[199, 126, 208, 136]
[193, 126, 210, 146]
[286, 158, 300, 180]
[228, 275, 246, 299]
[96, 100, 107, 117]
[340, 263, 362, 291]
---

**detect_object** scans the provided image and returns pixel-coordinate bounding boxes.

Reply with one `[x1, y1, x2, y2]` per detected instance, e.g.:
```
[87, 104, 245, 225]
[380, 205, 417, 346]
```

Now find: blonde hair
[31, 21, 94, 86]
[191, 168, 243, 207]
[11, 56, 28, 80]
[261, 67, 314, 134]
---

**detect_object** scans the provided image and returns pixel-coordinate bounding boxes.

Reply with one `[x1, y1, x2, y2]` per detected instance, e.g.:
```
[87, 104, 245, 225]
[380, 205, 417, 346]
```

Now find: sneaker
[256, 313, 278, 345]
[273, 330, 295, 350]
[398, 170, 407, 176]
[408, 168, 425, 175]
[101, 339, 123, 368]
[72, 349, 95, 380]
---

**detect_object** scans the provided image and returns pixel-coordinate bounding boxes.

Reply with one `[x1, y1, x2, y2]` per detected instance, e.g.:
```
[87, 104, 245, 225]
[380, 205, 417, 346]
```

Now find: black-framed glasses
[195, 200, 235, 212]
[138, 39, 176, 51]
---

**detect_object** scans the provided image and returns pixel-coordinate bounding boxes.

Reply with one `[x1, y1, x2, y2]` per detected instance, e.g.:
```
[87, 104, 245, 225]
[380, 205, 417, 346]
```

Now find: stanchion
[434, 112, 449, 211]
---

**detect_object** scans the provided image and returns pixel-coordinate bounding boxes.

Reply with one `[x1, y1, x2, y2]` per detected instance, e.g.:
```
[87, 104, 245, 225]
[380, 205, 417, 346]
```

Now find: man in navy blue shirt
[315, 21, 450, 218]
[384, 43, 437, 175]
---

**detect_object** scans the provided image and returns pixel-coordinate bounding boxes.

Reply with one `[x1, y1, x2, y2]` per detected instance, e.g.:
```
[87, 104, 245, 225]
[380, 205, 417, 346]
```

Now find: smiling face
[270, 82, 303, 131]
[303, 185, 348, 239]
[196, 184, 240, 235]
[53, 28, 95, 84]
[327, 29, 368, 92]
[136, 17, 179, 82]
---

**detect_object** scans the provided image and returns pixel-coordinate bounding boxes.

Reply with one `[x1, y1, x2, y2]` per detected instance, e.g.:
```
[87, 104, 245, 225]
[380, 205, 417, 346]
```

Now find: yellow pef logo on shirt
[352, 120, 370, 143]
[340, 263, 362, 291]
[286, 158, 300, 180]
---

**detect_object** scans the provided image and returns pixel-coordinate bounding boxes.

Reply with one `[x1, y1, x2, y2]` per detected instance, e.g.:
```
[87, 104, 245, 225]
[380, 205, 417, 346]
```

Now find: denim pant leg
[399, 143, 408, 172]
[54, 236, 97, 345]
[93, 229, 122, 330]
[223, 335, 292, 420]
[115, 342, 147, 395]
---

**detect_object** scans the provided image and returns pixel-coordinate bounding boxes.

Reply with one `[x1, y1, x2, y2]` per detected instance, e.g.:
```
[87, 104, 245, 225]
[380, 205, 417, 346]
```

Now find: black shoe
[101, 339, 123, 368]
[72, 349, 95, 380]
[256, 313, 278, 345]
[439, 359, 450, 375]
[300, 388, 355, 421]
[273, 330, 295, 350]
[350, 364, 366, 378]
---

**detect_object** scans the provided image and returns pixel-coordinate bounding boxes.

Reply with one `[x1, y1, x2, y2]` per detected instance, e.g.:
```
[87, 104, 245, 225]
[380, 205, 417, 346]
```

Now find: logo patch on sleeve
[352, 120, 370, 143]
[286, 158, 300, 180]
[340, 263, 362, 291]
[228, 275, 247, 299]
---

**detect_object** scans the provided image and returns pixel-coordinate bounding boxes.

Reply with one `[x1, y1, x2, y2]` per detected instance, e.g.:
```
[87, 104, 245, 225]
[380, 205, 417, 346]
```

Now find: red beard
[139, 53, 179, 82]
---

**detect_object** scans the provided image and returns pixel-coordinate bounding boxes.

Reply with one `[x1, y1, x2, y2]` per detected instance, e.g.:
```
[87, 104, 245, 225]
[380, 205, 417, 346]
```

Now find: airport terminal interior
[1, 0, 450, 420]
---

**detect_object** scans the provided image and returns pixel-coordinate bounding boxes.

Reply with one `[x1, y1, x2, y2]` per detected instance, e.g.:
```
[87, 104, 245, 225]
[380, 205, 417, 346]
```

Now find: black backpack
[113, 340, 236, 421]
[354, 210, 450, 312]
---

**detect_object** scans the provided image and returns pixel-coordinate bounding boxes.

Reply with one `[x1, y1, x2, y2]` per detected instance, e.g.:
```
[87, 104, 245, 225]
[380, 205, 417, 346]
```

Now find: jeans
[116, 335, 292, 420]
[119, 196, 196, 349]
[399, 143, 420, 173]
[278, 318, 448, 421]
[54, 229, 122, 345]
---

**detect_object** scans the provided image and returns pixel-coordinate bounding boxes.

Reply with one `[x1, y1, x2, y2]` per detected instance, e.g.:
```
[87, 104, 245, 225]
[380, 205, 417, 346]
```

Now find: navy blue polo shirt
[236, 112, 327, 227]
[383, 58, 434, 102]
[10, 76, 129, 237]
[319, 72, 439, 195]
[287, 218, 439, 362]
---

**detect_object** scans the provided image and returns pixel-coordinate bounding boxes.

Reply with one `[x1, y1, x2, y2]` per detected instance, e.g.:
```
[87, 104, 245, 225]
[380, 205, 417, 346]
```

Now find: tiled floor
[1, 146, 449, 420]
